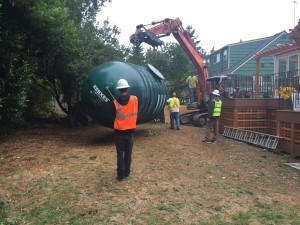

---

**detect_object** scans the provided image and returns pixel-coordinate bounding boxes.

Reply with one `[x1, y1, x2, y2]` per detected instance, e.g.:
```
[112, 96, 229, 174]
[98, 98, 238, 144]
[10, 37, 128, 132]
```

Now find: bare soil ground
[1, 107, 300, 224]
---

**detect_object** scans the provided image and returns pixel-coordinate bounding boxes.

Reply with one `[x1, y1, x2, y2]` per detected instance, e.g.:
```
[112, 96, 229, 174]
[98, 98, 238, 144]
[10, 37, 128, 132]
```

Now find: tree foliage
[0, 0, 38, 132]
[0, 0, 123, 132]
[126, 44, 145, 65]
[186, 25, 206, 58]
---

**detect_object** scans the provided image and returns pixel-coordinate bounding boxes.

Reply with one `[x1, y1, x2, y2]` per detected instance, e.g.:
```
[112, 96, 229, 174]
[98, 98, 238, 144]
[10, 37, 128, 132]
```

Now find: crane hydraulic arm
[130, 18, 208, 107]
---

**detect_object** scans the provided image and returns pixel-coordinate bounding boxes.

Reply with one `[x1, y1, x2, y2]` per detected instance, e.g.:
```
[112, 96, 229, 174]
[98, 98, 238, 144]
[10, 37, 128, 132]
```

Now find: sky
[97, 0, 300, 52]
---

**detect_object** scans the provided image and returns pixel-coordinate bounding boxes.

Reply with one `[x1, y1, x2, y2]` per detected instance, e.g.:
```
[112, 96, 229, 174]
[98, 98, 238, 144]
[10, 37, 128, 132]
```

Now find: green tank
[81, 61, 167, 128]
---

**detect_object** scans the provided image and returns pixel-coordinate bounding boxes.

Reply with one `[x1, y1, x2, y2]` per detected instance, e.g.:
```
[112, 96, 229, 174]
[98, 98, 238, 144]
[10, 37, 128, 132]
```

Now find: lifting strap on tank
[223, 126, 280, 150]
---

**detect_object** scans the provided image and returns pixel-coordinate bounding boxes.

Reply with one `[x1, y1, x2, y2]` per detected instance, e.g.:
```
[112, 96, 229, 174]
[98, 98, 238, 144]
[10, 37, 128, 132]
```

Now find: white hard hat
[212, 89, 220, 96]
[116, 79, 130, 89]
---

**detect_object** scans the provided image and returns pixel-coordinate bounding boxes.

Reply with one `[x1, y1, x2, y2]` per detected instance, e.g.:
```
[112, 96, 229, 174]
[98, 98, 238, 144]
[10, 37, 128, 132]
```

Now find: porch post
[255, 58, 260, 98]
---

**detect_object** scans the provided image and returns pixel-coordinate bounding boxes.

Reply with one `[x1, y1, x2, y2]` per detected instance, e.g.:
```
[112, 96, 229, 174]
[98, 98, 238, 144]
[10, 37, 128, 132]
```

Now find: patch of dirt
[1, 117, 300, 224]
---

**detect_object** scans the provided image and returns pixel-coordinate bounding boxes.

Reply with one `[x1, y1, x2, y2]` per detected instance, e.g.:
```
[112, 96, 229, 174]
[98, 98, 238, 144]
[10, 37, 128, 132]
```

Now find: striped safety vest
[168, 97, 180, 111]
[113, 96, 138, 130]
[212, 99, 222, 117]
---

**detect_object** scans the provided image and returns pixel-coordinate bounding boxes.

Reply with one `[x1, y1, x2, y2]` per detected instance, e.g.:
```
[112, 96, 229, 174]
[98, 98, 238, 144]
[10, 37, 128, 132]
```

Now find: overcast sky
[97, 0, 300, 52]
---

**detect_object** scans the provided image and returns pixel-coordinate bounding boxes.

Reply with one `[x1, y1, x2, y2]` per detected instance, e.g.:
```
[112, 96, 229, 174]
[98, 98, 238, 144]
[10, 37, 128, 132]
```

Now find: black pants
[115, 133, 133, 179]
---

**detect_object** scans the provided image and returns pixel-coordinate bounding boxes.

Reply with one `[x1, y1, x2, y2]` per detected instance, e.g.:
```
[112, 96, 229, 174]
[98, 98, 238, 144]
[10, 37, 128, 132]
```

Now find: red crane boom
[130, 18, 208, 107]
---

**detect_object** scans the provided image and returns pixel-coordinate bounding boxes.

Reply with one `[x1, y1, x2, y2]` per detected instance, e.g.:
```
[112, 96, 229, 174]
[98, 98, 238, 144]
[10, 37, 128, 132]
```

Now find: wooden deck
[220, 98, 300, 156]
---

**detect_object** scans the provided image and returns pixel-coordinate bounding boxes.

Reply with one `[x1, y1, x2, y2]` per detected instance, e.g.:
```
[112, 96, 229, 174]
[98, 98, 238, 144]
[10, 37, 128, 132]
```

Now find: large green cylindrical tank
[81, 61, 167, 128]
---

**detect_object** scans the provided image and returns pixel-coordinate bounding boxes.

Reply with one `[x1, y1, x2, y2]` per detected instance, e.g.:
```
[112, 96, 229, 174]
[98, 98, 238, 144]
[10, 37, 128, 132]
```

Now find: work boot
[117, 172, 125, 181]
[125, 170, 130, 177]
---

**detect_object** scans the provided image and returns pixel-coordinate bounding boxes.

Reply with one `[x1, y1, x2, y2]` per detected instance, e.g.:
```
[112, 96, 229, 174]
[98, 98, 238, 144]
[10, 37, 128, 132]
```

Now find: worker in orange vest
[111, 79, 139, 181]
[167, 92, 181, 130]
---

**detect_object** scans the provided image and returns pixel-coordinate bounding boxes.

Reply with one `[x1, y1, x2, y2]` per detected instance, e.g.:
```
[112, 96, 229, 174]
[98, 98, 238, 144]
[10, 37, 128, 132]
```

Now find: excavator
[130, 17, 227, 126]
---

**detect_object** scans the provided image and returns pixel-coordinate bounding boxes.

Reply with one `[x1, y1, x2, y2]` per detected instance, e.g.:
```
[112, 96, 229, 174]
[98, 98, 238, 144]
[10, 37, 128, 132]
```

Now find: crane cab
[205, 75, 230, 100]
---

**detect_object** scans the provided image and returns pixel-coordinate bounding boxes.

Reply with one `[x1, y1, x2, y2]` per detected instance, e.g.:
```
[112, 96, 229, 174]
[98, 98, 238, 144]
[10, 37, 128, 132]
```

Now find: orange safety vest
[113, 96, 138, 130]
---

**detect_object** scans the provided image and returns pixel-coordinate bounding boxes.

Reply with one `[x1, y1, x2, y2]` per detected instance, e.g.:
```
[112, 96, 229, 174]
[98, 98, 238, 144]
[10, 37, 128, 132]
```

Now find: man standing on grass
[111, 79, 138, 181]
[202, 89, 222, 144]
[166, 92, 180, 130]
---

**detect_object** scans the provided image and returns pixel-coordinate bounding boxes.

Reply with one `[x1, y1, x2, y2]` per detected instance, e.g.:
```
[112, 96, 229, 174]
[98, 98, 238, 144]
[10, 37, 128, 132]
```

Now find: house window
[212, 53, 221, 64]
[278, 58, 287, 75]
[260, 63, 264, 68]
[223, 49, 228, 60]
[212, 55, 216, 64]
[289, 55, 298, 72]
[215, 53, 220, 63]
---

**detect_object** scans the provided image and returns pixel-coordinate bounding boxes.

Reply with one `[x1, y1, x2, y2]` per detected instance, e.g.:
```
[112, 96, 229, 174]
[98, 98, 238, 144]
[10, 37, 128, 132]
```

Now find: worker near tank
[111, 79, 139, 181]
[186, 73, 198, 103]
[202, 89, 222, 144]
[166, 92, 180, 130]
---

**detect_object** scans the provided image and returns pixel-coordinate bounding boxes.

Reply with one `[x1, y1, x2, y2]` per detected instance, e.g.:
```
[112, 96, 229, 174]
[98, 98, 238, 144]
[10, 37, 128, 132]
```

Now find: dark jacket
[111, 94, 135, 135]
[207, 95, 221, 119]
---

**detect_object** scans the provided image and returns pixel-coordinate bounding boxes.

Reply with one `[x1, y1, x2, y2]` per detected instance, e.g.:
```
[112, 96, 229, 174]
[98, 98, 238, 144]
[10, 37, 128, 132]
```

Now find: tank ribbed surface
[81, 61, 167, 128]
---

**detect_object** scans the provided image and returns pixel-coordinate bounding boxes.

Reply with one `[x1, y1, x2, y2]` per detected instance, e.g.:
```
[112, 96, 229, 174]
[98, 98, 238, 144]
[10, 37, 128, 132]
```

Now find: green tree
[165, 43, 193, 91]
[0, 0, 121, 131]
[145, 47, 170, 76]
[64, 18, 124, 125]
[143, 43, 192, 95]
[0, 0, 38, 133]
[127, 44, 146, 65]
[185, 25, 206, 58]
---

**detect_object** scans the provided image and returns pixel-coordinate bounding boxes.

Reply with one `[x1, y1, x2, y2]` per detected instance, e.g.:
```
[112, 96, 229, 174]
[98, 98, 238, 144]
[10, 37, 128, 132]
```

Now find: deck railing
[222, 71, 300, 111]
